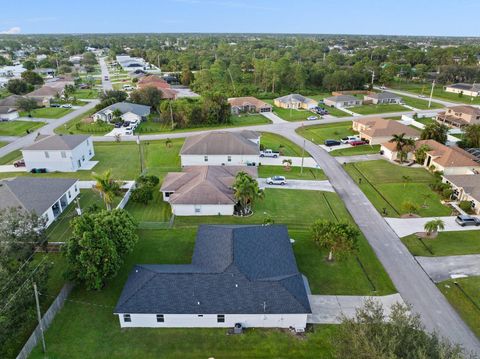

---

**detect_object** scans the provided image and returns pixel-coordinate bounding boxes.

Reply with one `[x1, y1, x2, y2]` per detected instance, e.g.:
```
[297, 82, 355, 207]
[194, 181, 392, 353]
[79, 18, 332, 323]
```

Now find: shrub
[137, 174, 160, 188]
[459, 200, 472, 213]
[130, 186, 154, 204]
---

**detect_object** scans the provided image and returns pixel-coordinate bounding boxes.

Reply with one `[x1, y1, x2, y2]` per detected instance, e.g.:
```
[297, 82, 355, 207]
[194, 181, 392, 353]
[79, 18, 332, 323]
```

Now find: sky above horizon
[1, 0, 479, 37]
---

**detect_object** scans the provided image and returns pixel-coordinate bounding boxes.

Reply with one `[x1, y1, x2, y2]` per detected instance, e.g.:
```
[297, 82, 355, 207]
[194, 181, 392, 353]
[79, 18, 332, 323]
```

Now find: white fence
[400, 115, 461, 143]
[77, 180, 135, 209]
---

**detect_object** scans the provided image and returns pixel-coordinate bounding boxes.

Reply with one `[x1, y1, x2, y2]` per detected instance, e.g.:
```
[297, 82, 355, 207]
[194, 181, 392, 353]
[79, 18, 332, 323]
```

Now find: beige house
[324, 95, 362, 108]
[274, 94, 317, 110]
[443, 174, 480, 214]
[160, 166, 257, 216]
[228, 97, 272, 115]
[353, 118, 420, 145]
[444, 83, 480, 97]
[436, 105, 480, 128]
[363, 92, 403, 105]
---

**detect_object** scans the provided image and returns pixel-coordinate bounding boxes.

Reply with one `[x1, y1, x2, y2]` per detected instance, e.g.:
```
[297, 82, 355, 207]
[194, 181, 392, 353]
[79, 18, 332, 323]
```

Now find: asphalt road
[273, 128, 480, 355]
[374, 86, 458, 107]
[99, 57, 113, 92]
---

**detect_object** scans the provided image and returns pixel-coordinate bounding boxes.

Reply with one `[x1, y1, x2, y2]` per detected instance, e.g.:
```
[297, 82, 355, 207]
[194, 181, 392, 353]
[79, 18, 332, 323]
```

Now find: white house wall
[0, 111, 19, 121]
[181, 155, 260, 167]
[23, 138, 95, 172]
[117, 313, 308, 329]
[171, 204, 234, 216]
[41, 181, 80, 227]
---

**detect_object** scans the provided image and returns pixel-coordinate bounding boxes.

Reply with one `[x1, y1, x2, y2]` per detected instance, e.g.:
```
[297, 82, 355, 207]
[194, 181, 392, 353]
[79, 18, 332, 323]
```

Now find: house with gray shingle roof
[114, 225, 311, 329]
[0, 177, 79, 227]
[274, 94, 317, 110]
[93, 102, 151, 124]
[443, 174, 480, 214]
[21, 134, 95, 172]
[323, 95, 362, 108]
[364, 91, 403, 105]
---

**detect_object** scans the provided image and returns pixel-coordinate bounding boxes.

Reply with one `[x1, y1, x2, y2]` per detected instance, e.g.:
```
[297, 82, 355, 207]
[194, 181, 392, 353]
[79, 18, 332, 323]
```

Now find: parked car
[455, 215, 480, 227]
[324, 139, 341, 147]
[60, 104, 72, 108]
[123, 121, 131, 127]
[266, 176, 286, 185]
[260, 149, 280, 158]
[50, 103, 60, 107]
[418, 94, 427, 98]
[13, 159, 25, 167]
[114, 122, 123, 128]
[350, 140, 368, 146]
[341, 136, 361, 144]
[307, 115, 318, 121]
[104, 76, 109, 80]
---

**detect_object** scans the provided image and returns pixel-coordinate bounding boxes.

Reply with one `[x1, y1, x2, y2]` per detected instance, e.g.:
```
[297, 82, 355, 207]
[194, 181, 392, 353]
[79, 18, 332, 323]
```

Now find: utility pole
[33, 282, 46, 354]
[169, 102, 174, 130]
[428, 80, 435, 109]
[137, 136, 143, 174]
[300, 138, 306, 175]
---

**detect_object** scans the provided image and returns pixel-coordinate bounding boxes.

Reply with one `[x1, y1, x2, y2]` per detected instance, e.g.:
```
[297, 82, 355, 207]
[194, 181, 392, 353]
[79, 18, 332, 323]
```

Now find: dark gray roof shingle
[115, 225, 311, 315]
[23, 135, 90, 151]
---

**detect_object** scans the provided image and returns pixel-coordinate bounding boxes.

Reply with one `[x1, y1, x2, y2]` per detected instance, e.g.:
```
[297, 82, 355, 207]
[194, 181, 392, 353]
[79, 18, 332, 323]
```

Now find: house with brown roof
[137, 75, 171, 91]
[228, 97, 272, 115]
[160, 166, 257, 216]
[180, 131, 260, 166]
[436, 105, 480, 128]
[353, 118, 420, 145]
[274, 94, 317, 110]
[443, 174, 480, 214]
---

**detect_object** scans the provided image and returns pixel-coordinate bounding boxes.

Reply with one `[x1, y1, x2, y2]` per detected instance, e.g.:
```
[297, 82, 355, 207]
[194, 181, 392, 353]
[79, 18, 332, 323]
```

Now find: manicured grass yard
[0, 141, 6, 148]
[401, 231, 480, 257]
[74, 89, 100, 99]
[438, 277, 480, 338]
[321, 106, 350, 117]
[0, 120, 44, 136]
[272, 106, 314, 122]
[349, 103, 408, 115]
[261, 132, 304, 156]
[0, 149, 22, 165]
[415, 116, 435, 126]
[296, 122, 354, 144]
[258, 165, 327, 180]
[55, 109, 112, 135]
[401, 96, 442, 110]
[21, 107, 73, 119]
[329, 144, 381, 157]
[344, 160, 451, 217]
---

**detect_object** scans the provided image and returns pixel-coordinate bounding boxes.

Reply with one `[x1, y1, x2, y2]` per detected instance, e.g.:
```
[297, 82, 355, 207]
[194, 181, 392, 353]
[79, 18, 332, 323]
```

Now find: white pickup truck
[260, 149, 280, 158]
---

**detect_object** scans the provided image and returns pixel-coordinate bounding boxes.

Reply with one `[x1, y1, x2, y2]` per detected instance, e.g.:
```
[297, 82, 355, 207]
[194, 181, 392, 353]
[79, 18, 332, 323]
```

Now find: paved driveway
[417, 255, 480, 282]
[385, 216, 480, 237]
[99, 57, 113, 92]
[258, 178, 334, 192]
[259, 156, 320, 169]
[261, 111, 286, 124]
[308, 294, 405, 324]
[334, 154, 384, 164]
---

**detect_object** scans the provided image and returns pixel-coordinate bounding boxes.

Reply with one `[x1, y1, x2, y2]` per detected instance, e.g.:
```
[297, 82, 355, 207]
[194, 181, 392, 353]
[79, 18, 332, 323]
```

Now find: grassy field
[0, 149, 22, 165]
[261, 132, 304, 156]
[135, 114, 270, 134]
[349, 103, 408, 115]
[438, 277, 480, 338]
[272, 107, 314, 122]
[329, 144, 381, 157]
[401, 231, 480, 257]
[344, 160, 451, 217]
[74, 89, 100, 99]
[0, 141, 6, 148]
[55, 108, 111, 135]
[401, 96, 443, 110]
[322, 106, 351, 117]
[296, 122, 354, 144]
[21, 107, 73, 119]
[0, 120, 44, 136]
[415, 117, 435, 126]
[389, 81, 480, 105]
[258, 165, 326, 180]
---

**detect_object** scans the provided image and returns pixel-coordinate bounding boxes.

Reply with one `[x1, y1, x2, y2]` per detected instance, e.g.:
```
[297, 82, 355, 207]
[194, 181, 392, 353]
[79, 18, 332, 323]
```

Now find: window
[217, 315, 225, 323]
[227, 156, 232, 162]
[204, 156, 208, 162]
[156, 314, 164, 323]
[68, 191, 71, 198]
[74, 185, 78, 192]
[123, 314, 131, 322]
[61, 151, 66, 158]
[195, 206, 201, 213]
[44, 151, 50, 158]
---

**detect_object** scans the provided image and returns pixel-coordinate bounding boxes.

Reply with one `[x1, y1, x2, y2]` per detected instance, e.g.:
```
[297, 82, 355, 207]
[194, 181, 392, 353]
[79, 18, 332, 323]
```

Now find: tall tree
[310, 220, 360, 261]
[233, 171, 264, 216]
[389, 133, 415, 163]
[421, 122, 449, 144]
[92, 170, 121, 210]
[15, 97, 37, 116]
[463, 124, 480, 148]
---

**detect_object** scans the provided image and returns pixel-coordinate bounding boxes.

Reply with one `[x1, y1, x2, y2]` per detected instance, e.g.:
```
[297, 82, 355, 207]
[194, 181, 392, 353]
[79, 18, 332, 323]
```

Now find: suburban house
[443, 174, 480, 214]
[363, 92, 403, 105]
[323, 95, 362, 108]
[0, 177, 79, 228]
[0, 94, 25, 108]
[161, 166, 257, 216]
[274, 94, 317, 110]
[93, 102, 151, 123]
[444, 83, 480, 97]
[0, 106, 19, 121]
[114, 225, 311, 329]
[26, 86, 62, 106]
[137, 75, 171, 90]
[228, 97, 272, 115]
[116, 55, 147, 71]
[353, 118, 420, 145]
[436, 105, 480, 128]
[22, 134, 95, 172]
[180, 131, 260, 167]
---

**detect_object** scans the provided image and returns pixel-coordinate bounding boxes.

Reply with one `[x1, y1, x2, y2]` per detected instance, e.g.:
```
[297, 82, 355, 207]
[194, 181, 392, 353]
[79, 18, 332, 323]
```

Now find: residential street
[417, 255, 480, 282]
[373, 86, 458, 107]
[99, 57, 113, 91]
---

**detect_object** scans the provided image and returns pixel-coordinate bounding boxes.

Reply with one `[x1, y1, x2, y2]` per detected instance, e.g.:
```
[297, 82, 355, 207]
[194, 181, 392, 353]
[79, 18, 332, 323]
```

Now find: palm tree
[233, 171, 264, 216]
[423, 219, 445, 237]
[389, 133, 414, 164]
[92, 170, 121, 211]
[282, 158, 292, 171]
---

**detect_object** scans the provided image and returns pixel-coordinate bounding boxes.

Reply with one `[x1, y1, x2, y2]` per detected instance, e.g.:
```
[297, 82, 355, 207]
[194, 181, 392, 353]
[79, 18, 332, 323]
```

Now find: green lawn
[258, 165, 327, 180]
[329, 144, 381, 157]
[401, 231, 480, 257]
[74, 89, 100, 99]
[349, 103, 408, 115]
[125, 188, 172, 224]
[389, 81, 480, 105]
[321, 106, 350, 117]
[296, 122, 354, 144]
[272, 106, 314, 122]
[261, 132, 304, 156]
[0, 120, 44, 136]
[415, 117, 435, 126]
[0, 149, 22, 165]
[0, 141, 7, 148]
[135, 114, 270, 134]
[344, 160, 451, 217]
[55, 108, 112, 135]
[401, 96, 443, 110]
[438, 277, 480, 338]
[21, 107, 73, 119]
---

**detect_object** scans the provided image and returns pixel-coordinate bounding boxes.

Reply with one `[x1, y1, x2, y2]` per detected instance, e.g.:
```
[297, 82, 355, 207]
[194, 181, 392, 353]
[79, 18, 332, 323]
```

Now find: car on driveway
[455, 215, 480, 227]
[324, 139, 341, 147]
[307, 115, 318, 121]
[266, 176, 286, 185]
[350, 140, 368, 146]
[13, 159, 25, 167]
[260, 149, 279, 158]
[341, 136, 361, 144]
[60, 104, 72, 108]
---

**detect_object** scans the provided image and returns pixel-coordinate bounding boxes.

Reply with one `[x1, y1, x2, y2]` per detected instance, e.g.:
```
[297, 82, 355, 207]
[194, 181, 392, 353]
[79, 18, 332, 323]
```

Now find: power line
[0, 251, 38, 295]
[39, 293, 115, 310]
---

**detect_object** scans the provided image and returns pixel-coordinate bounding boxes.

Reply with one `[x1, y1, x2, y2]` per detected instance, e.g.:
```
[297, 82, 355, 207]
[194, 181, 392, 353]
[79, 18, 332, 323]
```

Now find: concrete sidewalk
[385, 216, 480, 237]
[416, 255, 480, 282]
[258, 178, 334, 192]
[307, 294, 405, 324]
